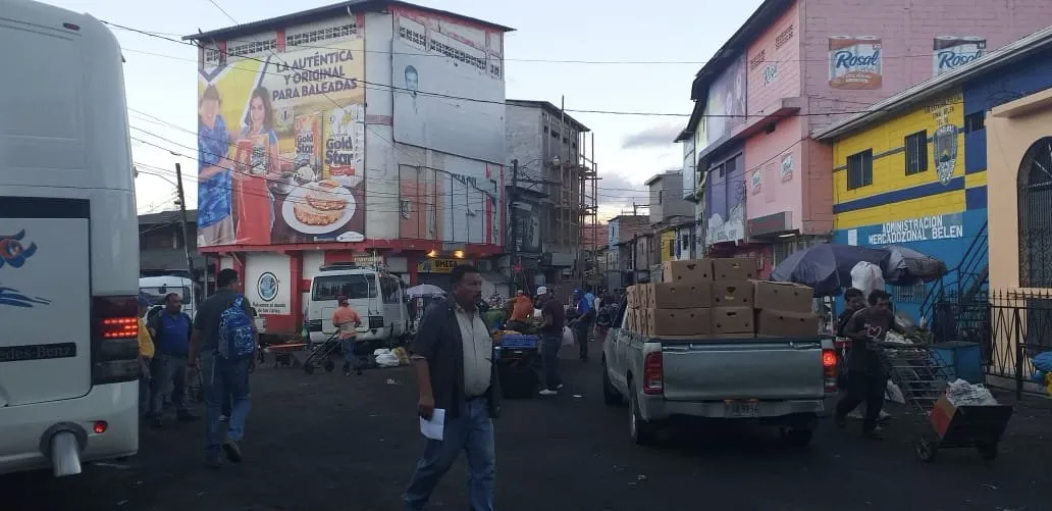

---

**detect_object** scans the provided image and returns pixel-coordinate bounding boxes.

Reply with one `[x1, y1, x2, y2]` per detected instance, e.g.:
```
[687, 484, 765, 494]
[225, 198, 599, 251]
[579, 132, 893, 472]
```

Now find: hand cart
[260, 342, 308, 369]
[303, 331, 339, 374]
[875, 340, 1013, 463]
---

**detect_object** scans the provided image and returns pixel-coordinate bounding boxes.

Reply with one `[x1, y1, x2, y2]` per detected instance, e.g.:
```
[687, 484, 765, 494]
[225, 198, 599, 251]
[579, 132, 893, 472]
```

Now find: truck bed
[653, 334, 830, 402]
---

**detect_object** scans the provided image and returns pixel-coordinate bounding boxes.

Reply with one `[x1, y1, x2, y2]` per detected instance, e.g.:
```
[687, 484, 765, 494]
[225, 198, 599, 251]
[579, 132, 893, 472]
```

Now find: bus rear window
[312, 275, 376, 301]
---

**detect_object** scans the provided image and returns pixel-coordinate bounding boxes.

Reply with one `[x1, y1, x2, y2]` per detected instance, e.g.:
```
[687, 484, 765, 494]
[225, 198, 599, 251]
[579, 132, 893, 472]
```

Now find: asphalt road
[4, 345, 1052, 511]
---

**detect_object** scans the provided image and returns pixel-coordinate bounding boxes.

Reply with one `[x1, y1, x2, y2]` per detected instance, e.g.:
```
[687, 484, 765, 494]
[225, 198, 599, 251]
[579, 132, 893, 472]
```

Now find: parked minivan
[307, 264, 408, 349]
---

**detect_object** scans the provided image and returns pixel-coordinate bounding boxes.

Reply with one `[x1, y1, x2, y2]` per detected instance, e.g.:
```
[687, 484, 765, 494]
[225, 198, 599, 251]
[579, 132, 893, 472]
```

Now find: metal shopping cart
[875, 340, 1013, 462]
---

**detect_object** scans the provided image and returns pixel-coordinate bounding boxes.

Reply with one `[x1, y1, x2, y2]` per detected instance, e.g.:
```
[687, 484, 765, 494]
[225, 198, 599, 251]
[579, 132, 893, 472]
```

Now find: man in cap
[536, 286, 565, 396]
[332, 295, 363, 376]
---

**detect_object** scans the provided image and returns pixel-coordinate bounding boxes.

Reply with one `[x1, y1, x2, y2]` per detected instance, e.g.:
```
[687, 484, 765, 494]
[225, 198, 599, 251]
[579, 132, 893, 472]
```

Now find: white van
[307, 264, 408, 347]
[0, 0, 139, 477]
[139, 275, 197, 320]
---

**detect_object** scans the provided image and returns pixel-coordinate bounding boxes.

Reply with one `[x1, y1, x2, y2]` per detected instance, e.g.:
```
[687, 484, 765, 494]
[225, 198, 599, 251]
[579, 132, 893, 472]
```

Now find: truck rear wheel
[629, 382, 658, 445]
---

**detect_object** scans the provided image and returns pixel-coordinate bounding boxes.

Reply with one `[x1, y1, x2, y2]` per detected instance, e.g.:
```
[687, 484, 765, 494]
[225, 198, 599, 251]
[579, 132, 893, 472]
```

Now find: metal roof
[507, 99, 590, 132]
[814, 25, 1052, 141]
[183, 0, 513, 42]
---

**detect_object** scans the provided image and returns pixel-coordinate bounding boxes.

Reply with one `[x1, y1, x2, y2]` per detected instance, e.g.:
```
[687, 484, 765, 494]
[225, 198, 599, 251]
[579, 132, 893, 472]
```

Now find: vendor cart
[495, 334, 541, 399]
[875, 341, 1013, 463]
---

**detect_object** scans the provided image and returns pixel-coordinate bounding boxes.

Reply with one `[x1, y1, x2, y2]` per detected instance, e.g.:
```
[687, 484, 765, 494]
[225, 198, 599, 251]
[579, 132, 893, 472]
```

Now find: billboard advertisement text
[196, 36, 366, 248]
[391, 7, 506, 164]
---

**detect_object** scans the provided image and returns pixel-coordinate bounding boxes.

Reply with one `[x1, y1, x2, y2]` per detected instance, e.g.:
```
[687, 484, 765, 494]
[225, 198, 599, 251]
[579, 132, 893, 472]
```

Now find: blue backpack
[218, 295, 256, 360]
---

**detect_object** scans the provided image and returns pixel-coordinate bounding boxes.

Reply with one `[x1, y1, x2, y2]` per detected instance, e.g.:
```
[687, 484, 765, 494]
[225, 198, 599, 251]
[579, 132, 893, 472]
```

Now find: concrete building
[505, 99, 594, 289]
[645, 170, 698, 275]
[607, 214, 651, 287]
[676, 0, 1052, 275]
[185, 0, 512, 335]
[138, 210, 210, 292]
[814, 27, 1052, 374]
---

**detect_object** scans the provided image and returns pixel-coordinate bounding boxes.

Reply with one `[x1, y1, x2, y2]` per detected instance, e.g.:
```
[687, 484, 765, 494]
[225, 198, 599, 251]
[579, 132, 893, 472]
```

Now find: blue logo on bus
[0, 230, 37, 269]
[0, 230, 49, 308]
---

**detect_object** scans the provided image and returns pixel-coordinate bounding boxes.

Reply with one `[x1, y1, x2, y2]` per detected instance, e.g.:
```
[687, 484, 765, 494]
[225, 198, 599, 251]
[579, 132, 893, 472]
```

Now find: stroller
[303, 331, 339, 374]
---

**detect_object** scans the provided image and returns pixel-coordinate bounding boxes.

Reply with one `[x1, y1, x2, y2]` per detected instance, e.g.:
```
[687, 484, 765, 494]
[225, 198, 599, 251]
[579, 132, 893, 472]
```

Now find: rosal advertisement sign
[196, 36, 366, 247]
[933, 36, 985, 77]
[828, 36, 883, 90]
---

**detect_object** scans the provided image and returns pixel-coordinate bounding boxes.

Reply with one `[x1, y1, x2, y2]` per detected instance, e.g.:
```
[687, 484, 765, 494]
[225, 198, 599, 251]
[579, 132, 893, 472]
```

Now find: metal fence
[931, 289, 1052, 398]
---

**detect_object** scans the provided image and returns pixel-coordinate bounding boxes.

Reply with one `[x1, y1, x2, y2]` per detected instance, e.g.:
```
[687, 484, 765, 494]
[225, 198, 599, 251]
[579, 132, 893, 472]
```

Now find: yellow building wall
[660, 230, 677, 263]
[832, 90, 980, 229]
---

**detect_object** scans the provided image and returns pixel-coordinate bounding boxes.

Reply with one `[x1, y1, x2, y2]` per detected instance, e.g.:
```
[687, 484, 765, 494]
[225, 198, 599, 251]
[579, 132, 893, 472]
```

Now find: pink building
[680, 0, 1052, 267]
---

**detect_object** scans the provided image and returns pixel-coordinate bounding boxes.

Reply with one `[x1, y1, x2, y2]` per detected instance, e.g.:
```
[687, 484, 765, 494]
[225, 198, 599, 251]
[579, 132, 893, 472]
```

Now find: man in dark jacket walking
[403, 265, 501, 511]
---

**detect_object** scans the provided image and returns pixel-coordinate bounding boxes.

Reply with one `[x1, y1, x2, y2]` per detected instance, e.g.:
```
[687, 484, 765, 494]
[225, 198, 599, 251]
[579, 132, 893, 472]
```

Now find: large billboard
[704, 54, 747, 148]
[391, 7, 506, 164]
[196, 35, 366, 248]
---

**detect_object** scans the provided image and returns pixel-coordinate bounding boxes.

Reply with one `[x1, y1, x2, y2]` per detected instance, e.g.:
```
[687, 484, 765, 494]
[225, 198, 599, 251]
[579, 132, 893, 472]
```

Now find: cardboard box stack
[752, 280, 817, 337]
[625, 257, 819, 339]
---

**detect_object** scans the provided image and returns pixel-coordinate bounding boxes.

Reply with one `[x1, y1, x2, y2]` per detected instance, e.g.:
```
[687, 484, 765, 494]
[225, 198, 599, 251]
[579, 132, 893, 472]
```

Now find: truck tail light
[92, 295, 140, 385]
[822, 349, 838, 393]
[642, 351, 663, 395]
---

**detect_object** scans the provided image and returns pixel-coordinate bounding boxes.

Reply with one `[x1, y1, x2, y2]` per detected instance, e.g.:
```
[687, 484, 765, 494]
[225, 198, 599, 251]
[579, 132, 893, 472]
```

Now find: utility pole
[174, 163, 198, 307]
[510, 159, 520, 279]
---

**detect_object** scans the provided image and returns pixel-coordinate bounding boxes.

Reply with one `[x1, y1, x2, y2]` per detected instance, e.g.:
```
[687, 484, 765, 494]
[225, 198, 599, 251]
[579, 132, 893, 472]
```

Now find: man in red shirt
[332, 296, 363, 376]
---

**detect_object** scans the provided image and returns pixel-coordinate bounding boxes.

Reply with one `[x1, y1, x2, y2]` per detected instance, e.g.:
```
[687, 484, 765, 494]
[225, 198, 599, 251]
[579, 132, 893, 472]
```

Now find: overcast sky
[49, 0, 763, 219]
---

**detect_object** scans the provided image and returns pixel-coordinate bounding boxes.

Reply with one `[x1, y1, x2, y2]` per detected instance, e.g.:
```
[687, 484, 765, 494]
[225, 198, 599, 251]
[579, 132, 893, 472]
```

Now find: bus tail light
[91, 296, 140, 385]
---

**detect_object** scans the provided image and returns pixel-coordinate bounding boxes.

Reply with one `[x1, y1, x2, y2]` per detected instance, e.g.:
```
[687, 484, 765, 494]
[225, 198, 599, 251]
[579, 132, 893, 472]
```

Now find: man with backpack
[189, 268, 258, 468]
[145, 293, 199, 428]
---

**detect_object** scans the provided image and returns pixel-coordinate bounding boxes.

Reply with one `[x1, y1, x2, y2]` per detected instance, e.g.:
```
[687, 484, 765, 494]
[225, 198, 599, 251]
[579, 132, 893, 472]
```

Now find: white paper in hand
[419, 408, 446, 441]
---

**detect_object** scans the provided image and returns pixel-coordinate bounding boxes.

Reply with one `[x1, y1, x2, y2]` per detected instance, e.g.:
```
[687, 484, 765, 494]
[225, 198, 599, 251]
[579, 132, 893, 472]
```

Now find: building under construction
[505, 99, 598, 294]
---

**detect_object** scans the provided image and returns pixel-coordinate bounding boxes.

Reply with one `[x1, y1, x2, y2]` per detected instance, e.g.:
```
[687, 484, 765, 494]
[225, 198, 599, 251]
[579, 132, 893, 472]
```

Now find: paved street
[5, 346, 1052, 511]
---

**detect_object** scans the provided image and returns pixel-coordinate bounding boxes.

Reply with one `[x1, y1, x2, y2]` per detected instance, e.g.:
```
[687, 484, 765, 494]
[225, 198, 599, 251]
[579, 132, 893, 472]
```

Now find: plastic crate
[500, 334, 540, 349]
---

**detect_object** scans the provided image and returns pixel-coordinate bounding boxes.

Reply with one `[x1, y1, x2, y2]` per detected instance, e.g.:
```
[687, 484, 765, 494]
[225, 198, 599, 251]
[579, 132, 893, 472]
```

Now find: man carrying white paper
[403, 265, 501, 511]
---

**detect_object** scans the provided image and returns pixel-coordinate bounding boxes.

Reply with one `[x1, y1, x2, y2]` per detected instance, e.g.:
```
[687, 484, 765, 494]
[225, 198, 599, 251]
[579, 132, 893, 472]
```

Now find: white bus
[0, 0, 140, 477]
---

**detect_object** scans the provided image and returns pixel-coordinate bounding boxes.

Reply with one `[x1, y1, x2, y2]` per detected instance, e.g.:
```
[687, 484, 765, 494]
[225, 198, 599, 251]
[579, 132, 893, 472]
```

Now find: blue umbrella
[769, 243, 891, 297]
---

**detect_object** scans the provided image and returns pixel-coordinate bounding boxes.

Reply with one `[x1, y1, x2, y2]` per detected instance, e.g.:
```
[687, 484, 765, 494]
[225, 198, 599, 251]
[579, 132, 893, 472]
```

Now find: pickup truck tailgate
[662, 338, 825, 401]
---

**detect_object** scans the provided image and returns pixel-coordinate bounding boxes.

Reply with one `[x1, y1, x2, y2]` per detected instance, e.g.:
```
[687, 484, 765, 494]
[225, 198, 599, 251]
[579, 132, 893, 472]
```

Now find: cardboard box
[711, 280, 754, 308]
[711, 306, 755, 335]
[645, 307, 711, 337]
[627, 285, 641, 309]
[753, 280, 814, 313]
[755, 309, 819, 337]
[662, 259, 714, 284]
[649, 282, 712, 309]
[625, 308, 637, 332]
[712, 258, 758, 281]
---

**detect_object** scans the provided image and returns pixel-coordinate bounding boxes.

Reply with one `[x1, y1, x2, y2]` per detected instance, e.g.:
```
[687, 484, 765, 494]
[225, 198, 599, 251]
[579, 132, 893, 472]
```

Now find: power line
[111, 23, 981, 66]
[108, 22, 932, 119]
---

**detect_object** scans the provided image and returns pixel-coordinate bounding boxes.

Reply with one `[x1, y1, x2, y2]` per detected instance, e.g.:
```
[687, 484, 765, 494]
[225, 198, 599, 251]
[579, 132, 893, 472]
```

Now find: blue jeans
[541, 334, 562, 391]
[202, 352, 251, 460]
[138, 360, 151, 416]
[403, 398, 496, 511]
[340, 338, 360, 372]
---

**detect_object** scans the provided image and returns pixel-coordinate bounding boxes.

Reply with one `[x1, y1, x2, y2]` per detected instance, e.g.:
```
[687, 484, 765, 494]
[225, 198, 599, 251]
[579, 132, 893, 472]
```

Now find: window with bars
[227, 39, 277, 59]
[905, 131, 928, 176]
[847, 150, 873, 190]
[287, 24, 358, 47]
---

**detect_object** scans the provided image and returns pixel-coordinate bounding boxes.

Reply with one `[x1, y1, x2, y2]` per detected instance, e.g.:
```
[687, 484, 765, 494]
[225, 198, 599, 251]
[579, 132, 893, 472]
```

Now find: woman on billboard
[234, 87, 278, 245]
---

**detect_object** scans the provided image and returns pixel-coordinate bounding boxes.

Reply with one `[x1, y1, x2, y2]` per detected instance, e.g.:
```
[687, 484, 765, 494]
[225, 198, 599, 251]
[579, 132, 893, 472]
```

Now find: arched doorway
[1017, 137, 1052, 287]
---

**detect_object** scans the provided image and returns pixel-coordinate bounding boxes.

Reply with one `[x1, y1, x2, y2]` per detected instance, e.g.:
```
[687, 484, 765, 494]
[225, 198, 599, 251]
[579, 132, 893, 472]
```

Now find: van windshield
[313, 274, 376, 301]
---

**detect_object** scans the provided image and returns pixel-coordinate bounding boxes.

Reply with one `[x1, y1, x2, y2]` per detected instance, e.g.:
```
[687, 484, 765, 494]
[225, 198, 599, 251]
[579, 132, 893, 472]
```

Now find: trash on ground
[945, 379, 999, 406]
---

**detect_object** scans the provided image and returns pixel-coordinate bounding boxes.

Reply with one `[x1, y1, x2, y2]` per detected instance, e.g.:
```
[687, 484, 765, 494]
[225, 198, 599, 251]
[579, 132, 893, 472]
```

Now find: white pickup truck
[601, 299, 838, 446]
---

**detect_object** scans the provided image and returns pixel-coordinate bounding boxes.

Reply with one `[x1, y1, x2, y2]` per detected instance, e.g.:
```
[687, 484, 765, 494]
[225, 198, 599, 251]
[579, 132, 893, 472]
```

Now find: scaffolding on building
[556, 96, 599, 289]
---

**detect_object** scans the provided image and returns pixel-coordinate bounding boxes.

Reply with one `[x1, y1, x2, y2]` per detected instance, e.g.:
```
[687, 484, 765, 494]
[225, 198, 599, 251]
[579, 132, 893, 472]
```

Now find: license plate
[724, 400, 759, 418]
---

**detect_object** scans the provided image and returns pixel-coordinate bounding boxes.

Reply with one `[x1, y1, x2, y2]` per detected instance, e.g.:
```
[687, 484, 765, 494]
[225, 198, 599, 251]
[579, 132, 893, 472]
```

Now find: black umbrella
[769, 243, 891, 297]
[883, 245, 948, 285]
